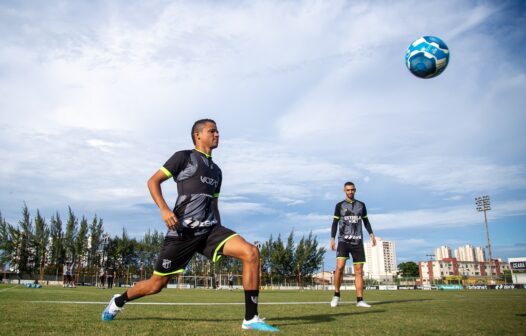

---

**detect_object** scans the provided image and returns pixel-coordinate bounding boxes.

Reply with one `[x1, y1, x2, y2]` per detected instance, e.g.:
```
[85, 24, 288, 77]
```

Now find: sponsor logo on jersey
[162, 259, 172, 269]
[343, 215, 361, 223]
[183, 218, 217, 228]
[200, 176, 219, 188]
[343, 234, 362, 240]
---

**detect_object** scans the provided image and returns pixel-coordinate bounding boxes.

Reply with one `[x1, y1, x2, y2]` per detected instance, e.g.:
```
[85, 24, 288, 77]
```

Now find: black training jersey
[331, 199, 373, 245]
[161, 149, 222, 237]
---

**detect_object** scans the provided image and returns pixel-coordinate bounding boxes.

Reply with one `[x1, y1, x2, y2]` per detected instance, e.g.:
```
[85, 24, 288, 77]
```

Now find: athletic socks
[114, 291, 129, 307]
[334, 292, 340, 297]
[357, 296, 363, 302]
[244, 290, 259, 320]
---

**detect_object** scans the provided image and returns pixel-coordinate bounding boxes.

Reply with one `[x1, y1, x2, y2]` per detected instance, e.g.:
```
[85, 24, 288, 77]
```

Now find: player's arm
[362, 204, 376, 246]
[147, 170, 178, 230]
[331, 203, 340, 251]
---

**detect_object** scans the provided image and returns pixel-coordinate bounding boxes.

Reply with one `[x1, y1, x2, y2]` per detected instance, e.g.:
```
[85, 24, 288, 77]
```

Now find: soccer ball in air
[405, 36, 449, 79]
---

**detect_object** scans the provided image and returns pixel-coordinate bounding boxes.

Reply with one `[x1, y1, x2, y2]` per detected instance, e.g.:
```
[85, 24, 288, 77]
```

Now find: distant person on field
[99, 268, 106, 289]
[68, 262, 76, 288]
[215, 274, 220, 290]
[330, 181, 376, 308]
[107, 267, 114, 289]
[229, 272, 234, 290]
[63, 263, 70, 288]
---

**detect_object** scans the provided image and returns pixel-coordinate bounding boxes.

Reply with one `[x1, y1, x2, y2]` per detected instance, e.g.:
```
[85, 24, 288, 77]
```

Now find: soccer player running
[330, 181, 376, 308]
[102, 119, 279, 332]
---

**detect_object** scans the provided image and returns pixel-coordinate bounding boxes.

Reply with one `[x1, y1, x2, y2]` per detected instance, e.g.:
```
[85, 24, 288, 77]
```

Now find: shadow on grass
[123, 317, 240, 322]
[373, 299, 433, 306]
[123, 310, 386, 326]
[272, 310, 386, 326]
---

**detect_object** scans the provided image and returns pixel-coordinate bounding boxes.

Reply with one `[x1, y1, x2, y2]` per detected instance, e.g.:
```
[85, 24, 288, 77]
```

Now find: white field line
[0, 285, 19, 292]
[31, 300, 376, 306]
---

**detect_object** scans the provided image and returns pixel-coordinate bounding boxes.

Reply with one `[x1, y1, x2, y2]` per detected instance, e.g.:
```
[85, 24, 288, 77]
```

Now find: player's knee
[245, 244, 260, 264]
[354, 268, 363, 277]
[336, 264, 345, 271]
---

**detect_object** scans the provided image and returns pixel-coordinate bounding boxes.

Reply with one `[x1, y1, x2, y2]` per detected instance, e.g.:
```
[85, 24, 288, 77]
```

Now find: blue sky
[1, 0, 525, 269]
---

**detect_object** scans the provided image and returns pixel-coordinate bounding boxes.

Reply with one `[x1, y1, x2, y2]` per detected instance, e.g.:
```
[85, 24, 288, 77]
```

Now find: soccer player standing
[101, 119, 278, 332]
[330, 181, 376, 308]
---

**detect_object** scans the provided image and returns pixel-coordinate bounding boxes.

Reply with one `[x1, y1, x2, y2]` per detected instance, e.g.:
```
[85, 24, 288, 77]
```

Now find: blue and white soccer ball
[405, 36, 449, 79]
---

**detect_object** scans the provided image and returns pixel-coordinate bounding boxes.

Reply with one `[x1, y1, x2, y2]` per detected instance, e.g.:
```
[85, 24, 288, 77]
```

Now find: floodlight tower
[475, 195, 493, 284]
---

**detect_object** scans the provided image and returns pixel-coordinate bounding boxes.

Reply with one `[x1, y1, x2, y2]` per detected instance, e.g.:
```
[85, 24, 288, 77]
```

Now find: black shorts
[154, 225, 238, 277]
[337, 241, 366, 264]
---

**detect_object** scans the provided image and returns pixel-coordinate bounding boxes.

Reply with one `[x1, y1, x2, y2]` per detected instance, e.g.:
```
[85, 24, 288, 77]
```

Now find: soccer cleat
[330, 296, 340, 308]
[242, 315, 279, 332]
[356, 300, 371, 308]
[101, 294, 123, 321]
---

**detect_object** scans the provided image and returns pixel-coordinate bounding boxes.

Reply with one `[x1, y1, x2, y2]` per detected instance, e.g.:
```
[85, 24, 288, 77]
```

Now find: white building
[454, 244, 487, 262]
[474, 246, 485, 262]
[364, 237, 397, 280]
[435, 246, 452, 260]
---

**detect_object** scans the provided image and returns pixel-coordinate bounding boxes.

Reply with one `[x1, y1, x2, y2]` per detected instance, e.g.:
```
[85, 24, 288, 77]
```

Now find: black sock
[334, 292, 340, 297]
[244, 290, 259, 320]
[357, 296, 363, 302]
[114, 291, 129, 307]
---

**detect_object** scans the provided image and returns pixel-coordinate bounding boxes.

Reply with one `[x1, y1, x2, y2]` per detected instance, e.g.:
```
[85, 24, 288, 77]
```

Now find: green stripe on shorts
[153, 269, 184, 277]
[213, 234, 239, 262]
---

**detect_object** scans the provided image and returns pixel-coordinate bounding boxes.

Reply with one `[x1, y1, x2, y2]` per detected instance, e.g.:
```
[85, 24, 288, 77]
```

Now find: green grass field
[1, 284, 525, 335]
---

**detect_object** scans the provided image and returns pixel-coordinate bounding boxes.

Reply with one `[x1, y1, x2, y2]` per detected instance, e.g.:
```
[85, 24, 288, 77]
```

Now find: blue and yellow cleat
[242, 316, 279, 332]
[101, 294, 122, 321]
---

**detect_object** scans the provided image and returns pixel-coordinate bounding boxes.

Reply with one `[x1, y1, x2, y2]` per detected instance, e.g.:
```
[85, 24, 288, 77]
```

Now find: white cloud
[362, 158, 526, 195]
[372, 200, 526, 230]
[219, 201, 273, 215]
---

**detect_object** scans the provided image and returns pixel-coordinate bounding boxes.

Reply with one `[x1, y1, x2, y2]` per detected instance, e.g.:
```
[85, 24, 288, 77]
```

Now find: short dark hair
[344, 181, 355, 187]
[191, 119, 216, 145]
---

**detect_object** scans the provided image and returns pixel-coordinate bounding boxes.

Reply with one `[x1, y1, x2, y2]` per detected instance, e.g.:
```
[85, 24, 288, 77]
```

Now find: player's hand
[330, 238, 336, 251]
[161, 208, 178, 230]
[371, 234, 376, 247]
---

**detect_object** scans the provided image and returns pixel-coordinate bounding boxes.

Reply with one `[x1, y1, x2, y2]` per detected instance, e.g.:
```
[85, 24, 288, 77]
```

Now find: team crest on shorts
[162, 259, 172, 269]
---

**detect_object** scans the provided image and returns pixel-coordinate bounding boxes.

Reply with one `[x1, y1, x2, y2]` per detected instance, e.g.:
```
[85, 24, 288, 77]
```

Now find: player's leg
[331, 257, 347, 307]
[331, 242, 350, 307]
[102, 235, 196, 321]
[222, 235, 258, 289]
[334, 258, 347, 293]
[102, 274, 171, 321]
[216, 231, 278, 332]
[351, 244, 370, 307]
[354, 263, 364, 297]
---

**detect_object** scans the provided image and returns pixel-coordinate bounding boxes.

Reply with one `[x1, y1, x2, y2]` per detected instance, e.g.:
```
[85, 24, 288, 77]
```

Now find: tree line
[0, 204, 326, 286]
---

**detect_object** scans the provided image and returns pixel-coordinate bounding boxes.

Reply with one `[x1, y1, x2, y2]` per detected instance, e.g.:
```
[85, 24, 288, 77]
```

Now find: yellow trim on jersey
[195, 148, 212, 158]
[153, 269, 184, 277]
[363, 215, 368, 218]
[213, 234, 239, 262]
[333, 216, 340, 219]
[213, 193, 220, 198]
[160, 167, 172, 178]
[353, 261, 366, 265]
